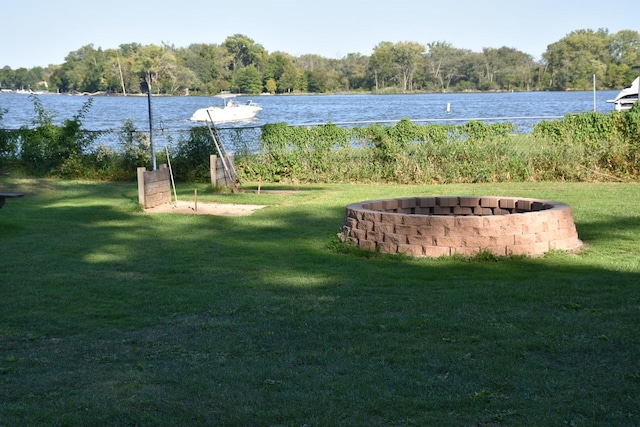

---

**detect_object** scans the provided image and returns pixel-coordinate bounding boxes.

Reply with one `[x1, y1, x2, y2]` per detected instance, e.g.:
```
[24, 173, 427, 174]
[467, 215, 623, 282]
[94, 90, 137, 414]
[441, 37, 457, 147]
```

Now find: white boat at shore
[607, 76, 639, 111]
[190, 94, 262, 123]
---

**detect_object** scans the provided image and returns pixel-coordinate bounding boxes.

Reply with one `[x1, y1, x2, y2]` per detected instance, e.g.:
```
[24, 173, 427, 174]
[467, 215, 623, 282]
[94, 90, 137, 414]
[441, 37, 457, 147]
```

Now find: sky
[2, 0, 639, 69]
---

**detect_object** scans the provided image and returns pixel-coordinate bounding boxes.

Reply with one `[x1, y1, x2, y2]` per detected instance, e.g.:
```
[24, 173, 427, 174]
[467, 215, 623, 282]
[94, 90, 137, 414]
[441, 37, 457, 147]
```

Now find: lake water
[0, 90, 620, 150]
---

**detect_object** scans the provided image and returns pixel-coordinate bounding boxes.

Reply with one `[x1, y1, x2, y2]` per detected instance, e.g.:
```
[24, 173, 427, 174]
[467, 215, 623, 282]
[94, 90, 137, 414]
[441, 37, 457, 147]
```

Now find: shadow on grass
[1, 181, 640, 426]
[576, 215, 640, 245]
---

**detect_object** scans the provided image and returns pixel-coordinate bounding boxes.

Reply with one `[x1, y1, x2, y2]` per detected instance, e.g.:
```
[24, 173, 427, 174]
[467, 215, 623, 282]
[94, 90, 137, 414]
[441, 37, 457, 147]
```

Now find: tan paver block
[381, 213, 403, 224]
[374, 222, 394, 234]
[365, 201, 384, 211]
[395, 224, 418, 236]
[358, 240, 376, 251]
[398, 244, 424, 256]
[480, 197, 499, 208]
[399, 198, 417, 209]
[433, 206, 453, 215]
[384, 200, 399, 210]
[516, 199, 532, 211]
[403, 215, 430, 226]
[424, 246, 451, 257]
[453, 206, 473, 215]
[408, 235, 435, 246]
[417, 225, 446, 237]
[437, 197, 459, 207]
[363, 211, 381, 222]
[378, 241, 398, 253]
[459, 197, 481, 207]
[417, 197, 437, 207]
[499, 198, 516, 209]
[356, 220, 374, 231]
[473, 207, 494, 215]
[384, 233, 407, 245]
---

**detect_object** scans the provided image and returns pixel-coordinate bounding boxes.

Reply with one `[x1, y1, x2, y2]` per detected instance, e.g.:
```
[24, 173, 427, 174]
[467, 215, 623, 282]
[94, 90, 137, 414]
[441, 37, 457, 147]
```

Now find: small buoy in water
[446, 103, 451, 114]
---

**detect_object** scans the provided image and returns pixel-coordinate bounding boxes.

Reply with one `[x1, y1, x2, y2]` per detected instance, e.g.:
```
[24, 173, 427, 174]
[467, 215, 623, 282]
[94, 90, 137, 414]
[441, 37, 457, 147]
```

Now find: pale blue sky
[3, 0, 638, 68]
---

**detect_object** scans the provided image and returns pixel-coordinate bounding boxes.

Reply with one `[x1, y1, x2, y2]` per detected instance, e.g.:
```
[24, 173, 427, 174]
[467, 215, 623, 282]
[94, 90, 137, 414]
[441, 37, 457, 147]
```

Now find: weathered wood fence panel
[210, 154, 235, 187]
[137, 164, 171, 208]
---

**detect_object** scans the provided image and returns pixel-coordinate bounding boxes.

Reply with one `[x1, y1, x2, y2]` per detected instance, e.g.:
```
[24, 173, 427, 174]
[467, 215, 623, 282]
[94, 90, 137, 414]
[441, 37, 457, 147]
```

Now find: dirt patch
[144, 200, 266, 216]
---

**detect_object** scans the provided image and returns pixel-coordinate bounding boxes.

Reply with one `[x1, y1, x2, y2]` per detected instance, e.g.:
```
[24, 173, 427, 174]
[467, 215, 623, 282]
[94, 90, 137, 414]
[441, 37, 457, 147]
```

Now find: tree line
[1, 29, 639, 96]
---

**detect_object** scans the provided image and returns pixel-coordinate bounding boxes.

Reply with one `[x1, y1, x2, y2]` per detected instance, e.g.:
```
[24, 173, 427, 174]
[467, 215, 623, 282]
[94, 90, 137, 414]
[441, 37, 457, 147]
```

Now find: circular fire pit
[340, 196, 582, 257]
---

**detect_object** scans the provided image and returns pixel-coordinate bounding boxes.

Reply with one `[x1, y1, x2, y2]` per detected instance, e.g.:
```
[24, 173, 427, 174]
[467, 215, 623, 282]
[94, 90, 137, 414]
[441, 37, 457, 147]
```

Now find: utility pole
[146, 76, 156, 171]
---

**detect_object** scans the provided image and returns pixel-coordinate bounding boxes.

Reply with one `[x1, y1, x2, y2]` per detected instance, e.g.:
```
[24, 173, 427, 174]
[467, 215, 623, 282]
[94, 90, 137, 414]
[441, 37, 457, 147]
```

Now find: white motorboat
[190, 94, 262, 122]
[607, 76, 639, 111]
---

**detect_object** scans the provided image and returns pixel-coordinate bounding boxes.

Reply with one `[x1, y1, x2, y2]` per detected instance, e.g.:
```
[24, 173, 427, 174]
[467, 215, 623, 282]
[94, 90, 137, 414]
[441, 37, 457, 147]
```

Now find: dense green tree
[62, 44, 107, 93]
[47, 65, 68, 93]
[338, 53, 370, 91]
[296, 54, 340, 92]
[223, 34, 267, 72]
[132, 44, 177, 94]
[480, 47, 536, 91]
[606, 29, 640, 88]
[0, 66, 47, 91]
[393, 41, 425, 92]
[102, 48, 137, 94]
[265, 52, 300, 93]
[233, 65, 263, 94]
[175, 43, 225, 94]
[543, 29, 610, 90]
[369, 42, 395, 91]
[425, 41, 471, 91]
[265, 78, 277, 94]
[0, 66, 13, 88]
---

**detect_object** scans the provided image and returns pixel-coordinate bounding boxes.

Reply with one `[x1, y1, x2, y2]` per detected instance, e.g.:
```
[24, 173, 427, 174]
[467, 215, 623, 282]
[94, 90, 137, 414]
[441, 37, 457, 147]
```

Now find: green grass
[1, 178, 639, 426]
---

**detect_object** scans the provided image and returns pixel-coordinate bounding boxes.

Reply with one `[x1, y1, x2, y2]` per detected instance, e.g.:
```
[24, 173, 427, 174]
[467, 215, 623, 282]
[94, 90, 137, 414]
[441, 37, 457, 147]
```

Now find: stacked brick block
[340, 196, 582, 257]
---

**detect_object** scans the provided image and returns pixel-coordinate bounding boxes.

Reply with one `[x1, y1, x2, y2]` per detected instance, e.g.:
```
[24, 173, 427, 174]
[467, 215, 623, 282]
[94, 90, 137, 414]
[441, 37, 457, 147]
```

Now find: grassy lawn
[1, 178, 639, 426]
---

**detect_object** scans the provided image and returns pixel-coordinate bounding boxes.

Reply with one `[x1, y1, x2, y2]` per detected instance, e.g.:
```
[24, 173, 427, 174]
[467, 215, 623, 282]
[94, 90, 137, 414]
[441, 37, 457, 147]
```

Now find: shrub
[0, 108, 19, 173]
[532, 106, 640, 179]
[19, 95, 101, 176]
[169, 126, 222, 182]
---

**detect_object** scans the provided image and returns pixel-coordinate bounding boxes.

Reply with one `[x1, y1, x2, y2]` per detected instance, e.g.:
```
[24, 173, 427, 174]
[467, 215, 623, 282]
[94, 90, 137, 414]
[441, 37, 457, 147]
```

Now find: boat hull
[607, 76, 639, 112]
[190, 104, 262, 122]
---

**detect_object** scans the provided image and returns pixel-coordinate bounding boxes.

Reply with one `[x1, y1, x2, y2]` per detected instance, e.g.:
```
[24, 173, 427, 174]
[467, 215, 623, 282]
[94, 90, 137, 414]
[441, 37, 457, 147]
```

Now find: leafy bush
[0, 108, 19, 173]
[257, 122, 349, 182]
[4, 97, 639, 184]
[18, 95, 101, 176]
[117, 119, 151, 172]
[242, 114, 639, 184]
[532, 104, 640, 179]
[169, 126, 222, 182]
[86, 120, 152, 181]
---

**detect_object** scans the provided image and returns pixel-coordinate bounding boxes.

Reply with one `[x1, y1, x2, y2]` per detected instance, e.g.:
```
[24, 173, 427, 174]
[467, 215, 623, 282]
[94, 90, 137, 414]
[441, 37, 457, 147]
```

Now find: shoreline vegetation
[1, 97, 639, 184]
[0, 86, 605, 97]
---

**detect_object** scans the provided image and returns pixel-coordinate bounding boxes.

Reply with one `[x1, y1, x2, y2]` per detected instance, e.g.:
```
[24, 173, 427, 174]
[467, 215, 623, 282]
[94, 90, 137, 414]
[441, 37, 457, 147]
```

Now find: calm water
[0, 90, 619, 131]
[0, 90, 620, 151]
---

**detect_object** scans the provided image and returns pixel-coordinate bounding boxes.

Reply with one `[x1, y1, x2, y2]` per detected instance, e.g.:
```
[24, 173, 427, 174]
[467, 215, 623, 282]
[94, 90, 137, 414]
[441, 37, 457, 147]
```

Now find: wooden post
[137, 167, 146, 207]
[210, 154, 217, 187]
[225, 153, 234, 186]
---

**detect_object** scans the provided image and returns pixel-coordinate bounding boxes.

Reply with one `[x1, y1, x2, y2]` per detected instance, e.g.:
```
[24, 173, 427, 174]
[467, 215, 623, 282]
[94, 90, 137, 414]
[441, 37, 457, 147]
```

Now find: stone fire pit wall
[341, 196, 582, 257]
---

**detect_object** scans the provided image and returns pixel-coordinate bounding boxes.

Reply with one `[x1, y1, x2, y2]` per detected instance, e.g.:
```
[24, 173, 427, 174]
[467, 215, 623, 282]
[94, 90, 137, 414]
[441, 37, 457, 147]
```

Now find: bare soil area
[144, 201, 266, 216]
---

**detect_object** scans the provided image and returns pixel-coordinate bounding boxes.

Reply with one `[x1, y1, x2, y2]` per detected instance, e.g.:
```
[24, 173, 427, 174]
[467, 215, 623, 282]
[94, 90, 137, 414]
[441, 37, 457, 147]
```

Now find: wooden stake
[257, 177, 262, 194]
[166, 147, 178, 206]
[194, 189, 198, 212]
